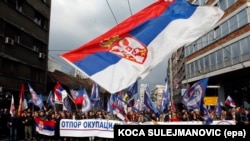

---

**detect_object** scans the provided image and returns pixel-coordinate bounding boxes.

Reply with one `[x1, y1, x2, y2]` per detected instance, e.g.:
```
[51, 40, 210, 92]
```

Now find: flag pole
[67, 93, 78, 112]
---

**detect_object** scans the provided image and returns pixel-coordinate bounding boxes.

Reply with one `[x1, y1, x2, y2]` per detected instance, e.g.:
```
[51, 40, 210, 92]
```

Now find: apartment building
[170, 0, 250, 108]
[0, 0, 51, 105]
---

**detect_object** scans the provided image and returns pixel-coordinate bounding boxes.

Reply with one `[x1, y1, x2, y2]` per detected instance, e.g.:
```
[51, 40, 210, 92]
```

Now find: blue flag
[181, 78, 209, 110]
[28, 83, 44, 110]
[127, 81, 138, 97]
[200, 100, 213, 125]
[215, 99, 222, 115]
[144, 84, 159, 116]
[90, 83, 100, 108]
[47, 91, 55, 108]
[159, 77, 170, 113]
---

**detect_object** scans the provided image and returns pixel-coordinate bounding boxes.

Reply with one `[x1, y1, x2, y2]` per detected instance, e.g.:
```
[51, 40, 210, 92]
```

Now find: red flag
[18, 84, 25, 116]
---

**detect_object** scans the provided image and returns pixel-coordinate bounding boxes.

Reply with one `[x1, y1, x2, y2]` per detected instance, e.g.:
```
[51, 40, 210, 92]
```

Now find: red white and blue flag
[34, 117, 55, 136]
[60, 0, 223, 94]
[225, 95, 236, 108]
[54, 82, 67, 104]
[70, 89, 85, 104]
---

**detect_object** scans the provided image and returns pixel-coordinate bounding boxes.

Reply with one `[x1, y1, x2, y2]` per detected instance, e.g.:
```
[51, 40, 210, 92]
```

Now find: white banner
[60, 119, 235, 138]
[60, 119, 124, 138]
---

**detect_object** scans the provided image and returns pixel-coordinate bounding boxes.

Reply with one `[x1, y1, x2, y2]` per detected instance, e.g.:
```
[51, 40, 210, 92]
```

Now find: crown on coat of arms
[100, 35, 120, 48]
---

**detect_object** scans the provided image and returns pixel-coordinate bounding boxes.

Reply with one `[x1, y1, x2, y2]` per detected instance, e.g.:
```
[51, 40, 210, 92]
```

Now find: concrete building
[169, 0, 250, 108]
[0, 0, 51, 104]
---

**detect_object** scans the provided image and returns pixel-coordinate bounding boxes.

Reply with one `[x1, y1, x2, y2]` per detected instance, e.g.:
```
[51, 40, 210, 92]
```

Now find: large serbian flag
[60, 0, 224, 94]
[34, 117, 55, 136]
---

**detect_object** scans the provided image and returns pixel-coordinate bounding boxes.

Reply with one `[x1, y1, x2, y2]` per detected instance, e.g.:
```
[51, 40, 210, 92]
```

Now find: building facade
[0, 0, 51, 104]
[170, 0, 250, 108]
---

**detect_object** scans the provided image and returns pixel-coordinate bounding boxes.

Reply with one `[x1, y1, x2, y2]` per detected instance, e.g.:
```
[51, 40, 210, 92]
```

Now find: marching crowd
[0, 105, 249, 141]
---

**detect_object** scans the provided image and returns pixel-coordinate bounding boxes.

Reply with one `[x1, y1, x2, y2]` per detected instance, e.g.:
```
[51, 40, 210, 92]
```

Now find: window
[207, 31, 215, 45]
[218, 0, 227, 11]
[232, 42, 240, 64]
[231, 42, 239, 58]
[228, 0, 236, 8]
[185, 46, 190, 57]
[238, 9, 248, 28]
[193, 42, 197, 52]
[194, 60, 199, 75]
[240, 37, 250, 55]
[215, 26, 221, 40]
[200, 57, 205, 73]
[202, 35, 208, 48]
[198, 59, 204, 74]
[210, 52, 216, 70]
[190, 63, 194, 77]
[217, 49, 223, 68]
[224, 46, 231, 60]
[16, 0, 24, 12]
[34, 11, 42, 25]
[229, 15, 237, 33]
[204, 55, 210, 72]
[221, 21, 229, 37]
[197, 38, 202, 50]
[223, 46, 231, 67]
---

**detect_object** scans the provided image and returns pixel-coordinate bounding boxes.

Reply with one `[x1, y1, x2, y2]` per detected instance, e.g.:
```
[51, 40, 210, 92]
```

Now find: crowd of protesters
[0, 105, 249, 141]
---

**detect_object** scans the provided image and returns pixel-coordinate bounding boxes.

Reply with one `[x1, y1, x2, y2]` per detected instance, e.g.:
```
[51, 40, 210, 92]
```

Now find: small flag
[28, 83, 44, 110]
[144, 84, 159, 115]
[90, 83, 100, 107]
[225, 95, 236, 107]
[81, 89, 91, 113]
[34, 117, 55, 136]
[159, 77, 170, 113]
[10, 95, 15, 116]
[70, 89, 85, 104]
[54, 82, 66, 104]
[18, 83, 25, 116]
[47, 91, 55, 108]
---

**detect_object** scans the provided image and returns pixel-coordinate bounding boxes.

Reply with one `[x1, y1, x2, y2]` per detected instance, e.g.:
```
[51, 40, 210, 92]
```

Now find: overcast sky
[48, 0, 168, 88]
